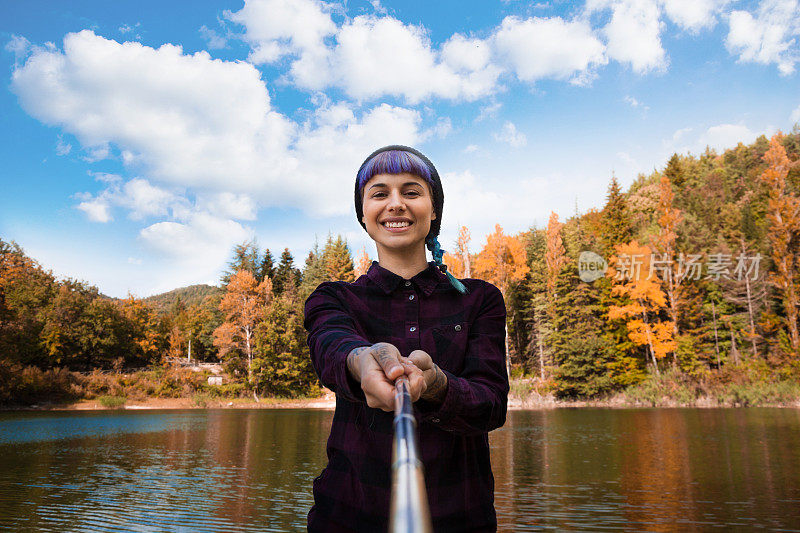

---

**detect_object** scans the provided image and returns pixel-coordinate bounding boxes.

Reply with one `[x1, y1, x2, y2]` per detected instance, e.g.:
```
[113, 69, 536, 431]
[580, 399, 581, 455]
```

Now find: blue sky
[1, 0, 799, 298]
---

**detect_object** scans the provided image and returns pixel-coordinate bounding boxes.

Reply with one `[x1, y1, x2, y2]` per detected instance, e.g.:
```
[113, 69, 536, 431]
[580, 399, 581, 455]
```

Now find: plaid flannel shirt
[304, 260, 508, 533]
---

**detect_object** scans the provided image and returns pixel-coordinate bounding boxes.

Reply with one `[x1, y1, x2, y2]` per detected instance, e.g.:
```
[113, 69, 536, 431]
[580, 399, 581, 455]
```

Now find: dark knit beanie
[354, 144, 444, 240]
[354, 144, 468, 294]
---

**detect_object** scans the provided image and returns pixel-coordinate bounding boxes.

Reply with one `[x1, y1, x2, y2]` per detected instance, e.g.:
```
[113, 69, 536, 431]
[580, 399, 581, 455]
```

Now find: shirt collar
[366, 260, 446, 296]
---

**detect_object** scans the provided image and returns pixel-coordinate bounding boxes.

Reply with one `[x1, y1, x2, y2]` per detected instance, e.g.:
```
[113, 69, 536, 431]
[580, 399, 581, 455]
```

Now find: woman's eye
[406, 191, 420, 196]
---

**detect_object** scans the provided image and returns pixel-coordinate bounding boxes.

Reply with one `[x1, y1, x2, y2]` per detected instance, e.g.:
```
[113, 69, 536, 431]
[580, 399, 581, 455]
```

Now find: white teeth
[384, 221, 411, 228]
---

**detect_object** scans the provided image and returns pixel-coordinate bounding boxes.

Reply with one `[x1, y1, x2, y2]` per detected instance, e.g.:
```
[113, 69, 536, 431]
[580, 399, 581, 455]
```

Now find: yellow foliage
[472, 223, 529, 294]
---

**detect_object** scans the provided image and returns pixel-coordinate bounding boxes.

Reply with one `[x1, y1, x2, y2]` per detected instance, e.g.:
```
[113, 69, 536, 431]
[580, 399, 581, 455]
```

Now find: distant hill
[143, 284, 224, 314]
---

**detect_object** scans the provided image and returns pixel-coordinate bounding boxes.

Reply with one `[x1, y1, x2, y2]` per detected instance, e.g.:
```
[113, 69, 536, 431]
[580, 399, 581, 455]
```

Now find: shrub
[97, 395, 126, 408]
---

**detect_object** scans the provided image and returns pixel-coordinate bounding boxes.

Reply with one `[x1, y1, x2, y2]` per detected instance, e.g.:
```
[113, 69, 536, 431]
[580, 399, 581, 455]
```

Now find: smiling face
[361, 172, 437, 257]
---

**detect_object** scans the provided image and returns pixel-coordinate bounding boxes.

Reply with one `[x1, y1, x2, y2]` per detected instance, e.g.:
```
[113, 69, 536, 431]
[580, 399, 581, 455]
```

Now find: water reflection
[0, 408, 798, 531]
[489, 408, 800, 531]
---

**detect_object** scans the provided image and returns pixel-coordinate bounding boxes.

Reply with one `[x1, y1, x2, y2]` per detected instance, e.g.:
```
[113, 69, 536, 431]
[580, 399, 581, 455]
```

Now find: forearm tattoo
[347, 346, 371, 382]
[422, 363, 448, 402]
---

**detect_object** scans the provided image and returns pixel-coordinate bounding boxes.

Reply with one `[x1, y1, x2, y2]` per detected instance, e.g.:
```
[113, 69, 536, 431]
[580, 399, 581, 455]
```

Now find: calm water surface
[1, 408, 799, 532]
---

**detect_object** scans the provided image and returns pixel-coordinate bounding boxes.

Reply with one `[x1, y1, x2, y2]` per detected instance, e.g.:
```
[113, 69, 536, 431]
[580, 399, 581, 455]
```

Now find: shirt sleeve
[303, 282, 371, 403]
[415, 282, 509, 436]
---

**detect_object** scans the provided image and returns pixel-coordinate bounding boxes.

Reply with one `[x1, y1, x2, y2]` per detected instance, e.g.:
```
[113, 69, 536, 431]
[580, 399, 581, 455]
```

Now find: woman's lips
[382, 222, 412, 233]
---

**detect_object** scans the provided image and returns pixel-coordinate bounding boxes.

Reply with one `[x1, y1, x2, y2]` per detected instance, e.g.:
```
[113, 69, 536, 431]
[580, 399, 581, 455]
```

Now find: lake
[1, 408, 799, 531]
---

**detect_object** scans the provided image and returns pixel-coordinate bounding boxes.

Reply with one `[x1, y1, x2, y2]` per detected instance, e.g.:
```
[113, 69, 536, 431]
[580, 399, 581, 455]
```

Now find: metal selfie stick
[389, 375, 433, 533]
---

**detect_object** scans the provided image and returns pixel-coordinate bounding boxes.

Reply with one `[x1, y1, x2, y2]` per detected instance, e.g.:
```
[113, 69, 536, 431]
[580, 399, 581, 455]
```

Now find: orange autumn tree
[760, 132, 800, 357]
[213, 270, 273, 384]
[545, 212, 567, 298]
[473, 224, 530, 373]
[541, 212, 568, 378]
[607, 241, 676, 375]
[652, 172, 684, 360]
[354, 246, 371, 278]
[443, 225, 472, 278]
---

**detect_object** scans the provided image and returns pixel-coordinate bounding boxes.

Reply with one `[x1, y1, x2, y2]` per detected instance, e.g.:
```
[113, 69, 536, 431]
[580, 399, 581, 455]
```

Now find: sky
[1, 0, 799, 298]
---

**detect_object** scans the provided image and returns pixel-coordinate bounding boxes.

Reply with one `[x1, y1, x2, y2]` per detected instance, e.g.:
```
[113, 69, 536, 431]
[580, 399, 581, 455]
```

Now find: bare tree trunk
[730, 327, 740, 364]
[741, 240, 758, 359]
[642, 310, 660, 376]
[245, 327, 252, 381]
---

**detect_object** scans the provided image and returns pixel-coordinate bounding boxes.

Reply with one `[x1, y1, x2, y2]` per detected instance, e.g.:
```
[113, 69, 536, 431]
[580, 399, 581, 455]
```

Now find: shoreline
[4, 391, 800, 411]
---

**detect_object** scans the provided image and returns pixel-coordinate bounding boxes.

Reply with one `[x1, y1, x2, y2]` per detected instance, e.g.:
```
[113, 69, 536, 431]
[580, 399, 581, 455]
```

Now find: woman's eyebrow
[368, 181, 424, 190]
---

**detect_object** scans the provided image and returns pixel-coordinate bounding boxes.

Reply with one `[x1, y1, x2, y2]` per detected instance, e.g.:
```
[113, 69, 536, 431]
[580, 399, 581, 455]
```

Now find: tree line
[2, 130, 799, 402]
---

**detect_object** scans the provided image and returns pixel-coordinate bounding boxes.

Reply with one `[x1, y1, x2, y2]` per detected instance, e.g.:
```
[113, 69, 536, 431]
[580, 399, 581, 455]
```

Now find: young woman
[303, 145, 509, 532]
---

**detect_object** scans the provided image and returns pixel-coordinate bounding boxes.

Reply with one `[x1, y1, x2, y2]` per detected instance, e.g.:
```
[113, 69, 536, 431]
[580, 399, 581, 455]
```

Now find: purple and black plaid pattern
[303, 260, 509, 532]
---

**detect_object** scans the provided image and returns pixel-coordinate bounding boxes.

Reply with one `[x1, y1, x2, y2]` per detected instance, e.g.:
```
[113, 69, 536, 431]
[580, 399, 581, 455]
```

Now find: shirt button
[409, 294, 415, 301]
[410, 326, 417, 332]
[431, 418, 440, 423]
[404, 281, 411, 286]
[454, 324, 461, 331]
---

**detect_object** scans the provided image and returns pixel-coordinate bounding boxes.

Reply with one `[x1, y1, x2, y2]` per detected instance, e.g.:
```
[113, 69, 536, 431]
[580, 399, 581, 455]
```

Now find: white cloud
[55, 135, 71, 156]
[228, 1, 617, 102]
[199, 25, 227, 49]
[792, 104, 800, 124]
[463, 144, 479, 153]
[5, 34, 31, 66]
[196, 192, 258, 220]
[664, 123, 767, 156]
[492, 15, 606, 83]
[139, 211, 251, 259]
[76, 195, 113, 223]
[476, 102, 502, 122]
[291, 102, 424, 216]
[225, 0, 336, 65]
[662, 0, 729, 32]
[624, 95, 650, 114]
[493, 121, 527, 147]
[588, 0, 668, 74]
[699, 123, 761, 152]
[138, 212, 254, 294]
[10, 30, 434, 218]
[437, 170, 559, 246]
[425, 116, 452, 139]
[11, 30, 296, 191]
[11, 30, 431, 228]
[625, 95, 642, 108]
[120, 178, 181, 220]
[369, 0, 387, 15]
[726, 0, 800, 75]
[311, 15, 500, 103]
[74, 176, 184, 222]
[118, 23, 140, 34]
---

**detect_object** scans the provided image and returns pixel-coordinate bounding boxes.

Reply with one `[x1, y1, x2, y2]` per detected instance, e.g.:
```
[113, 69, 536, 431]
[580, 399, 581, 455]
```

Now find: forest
[2, 131, 800, 407]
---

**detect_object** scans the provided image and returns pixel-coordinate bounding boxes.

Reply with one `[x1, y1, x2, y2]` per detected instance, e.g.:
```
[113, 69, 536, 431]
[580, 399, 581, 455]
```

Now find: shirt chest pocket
[428, 322, 469, 374]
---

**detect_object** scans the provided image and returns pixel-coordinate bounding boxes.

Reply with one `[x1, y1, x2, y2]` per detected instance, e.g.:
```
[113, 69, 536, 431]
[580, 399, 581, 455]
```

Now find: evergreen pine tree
[258, 248, 275, 283]
[273, 248, 299, 295]
[221, 240, 260, 285]
[600, 175, 632, 255]
[323, 233, 355, 282]
[300, 240, 328, 303]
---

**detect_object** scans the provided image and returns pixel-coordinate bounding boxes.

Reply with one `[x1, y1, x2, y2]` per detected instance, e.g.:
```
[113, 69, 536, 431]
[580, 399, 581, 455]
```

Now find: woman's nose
[386, 190, 406, 210]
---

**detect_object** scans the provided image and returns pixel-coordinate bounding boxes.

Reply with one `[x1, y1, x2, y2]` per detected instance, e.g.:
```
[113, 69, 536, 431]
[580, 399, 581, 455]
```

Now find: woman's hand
[347, 342, 426, 411]
[407, 350, 448, 403]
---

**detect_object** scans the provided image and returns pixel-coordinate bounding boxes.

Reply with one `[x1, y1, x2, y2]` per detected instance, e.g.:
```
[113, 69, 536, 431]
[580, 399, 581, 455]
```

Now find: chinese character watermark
[578, 251, 762, 283]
